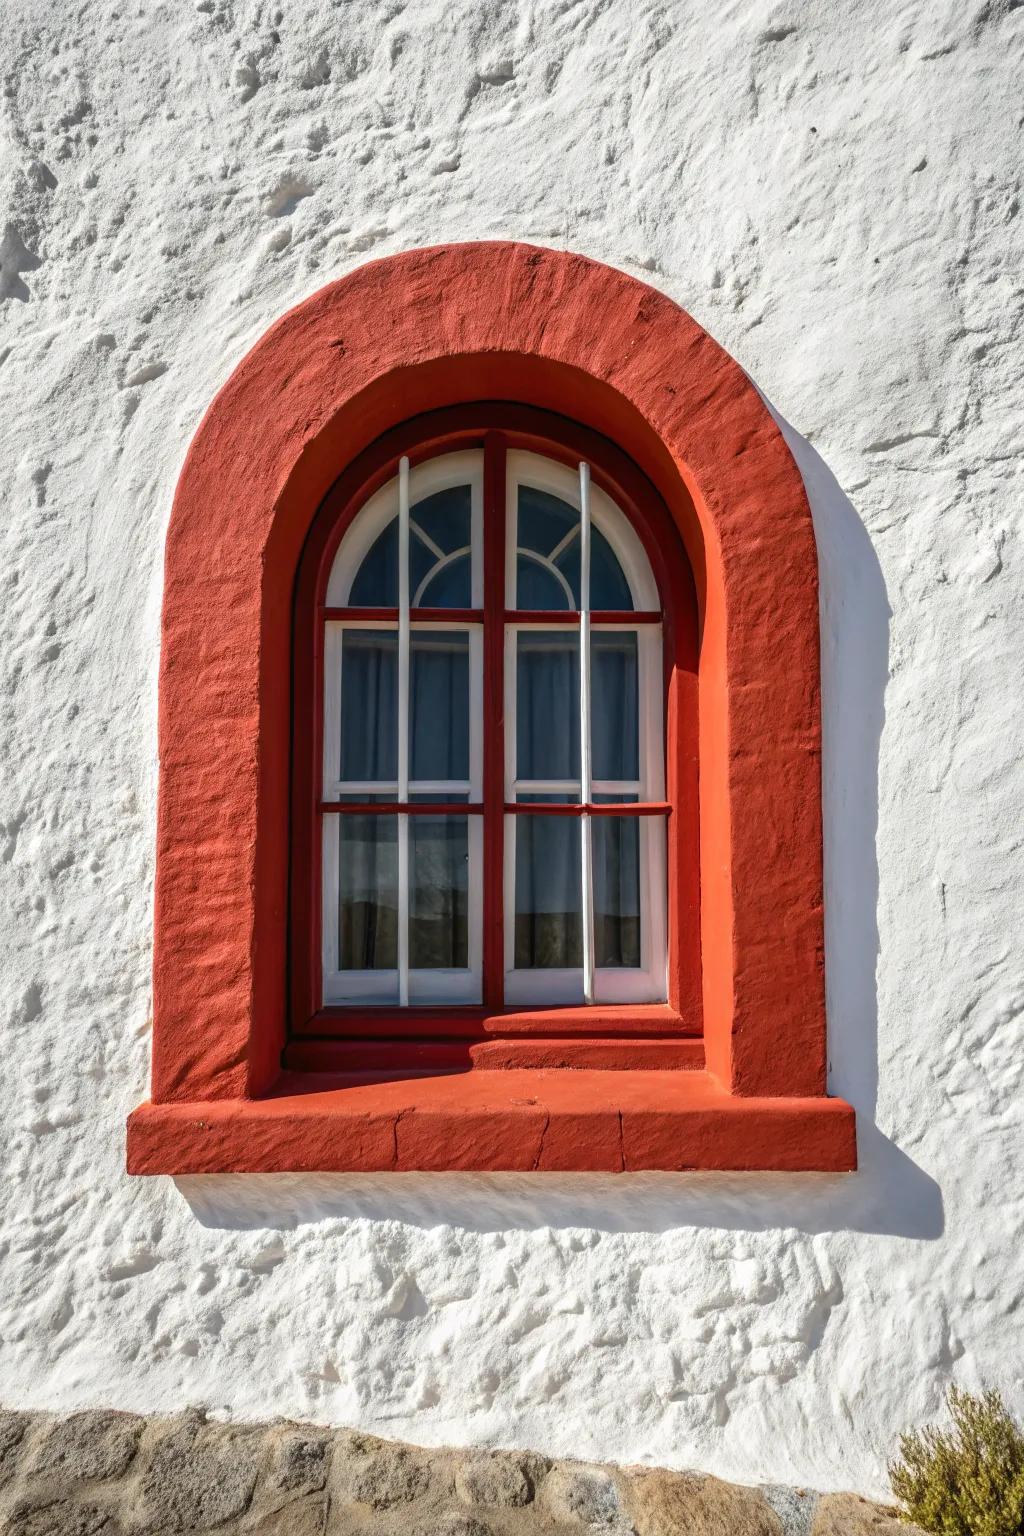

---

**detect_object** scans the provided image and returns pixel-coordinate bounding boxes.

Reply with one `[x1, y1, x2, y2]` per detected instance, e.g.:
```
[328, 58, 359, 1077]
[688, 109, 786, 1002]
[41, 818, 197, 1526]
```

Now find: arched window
[289, 413, 699, 1065]
[129, 243, 855, 1174]
[319, 444, 666, 1012]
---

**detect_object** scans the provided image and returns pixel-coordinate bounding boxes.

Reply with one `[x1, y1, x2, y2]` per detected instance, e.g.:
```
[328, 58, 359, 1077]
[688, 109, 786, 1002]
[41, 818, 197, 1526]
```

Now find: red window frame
[288, 405, 702, 1073]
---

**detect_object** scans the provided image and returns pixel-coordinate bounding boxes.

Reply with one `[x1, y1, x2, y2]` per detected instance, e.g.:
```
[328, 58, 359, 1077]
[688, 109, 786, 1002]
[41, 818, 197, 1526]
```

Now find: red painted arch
[130, 241, 853, 1173]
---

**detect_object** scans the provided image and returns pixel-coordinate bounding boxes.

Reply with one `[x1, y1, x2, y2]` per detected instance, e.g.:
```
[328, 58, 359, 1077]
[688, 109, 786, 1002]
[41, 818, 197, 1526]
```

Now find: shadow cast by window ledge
[172, 398, 944, 1245]
[173, 1123, 940, 1240]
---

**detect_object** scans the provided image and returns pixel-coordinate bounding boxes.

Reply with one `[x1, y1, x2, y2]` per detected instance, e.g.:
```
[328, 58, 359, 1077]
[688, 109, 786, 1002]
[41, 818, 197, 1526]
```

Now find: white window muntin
[502, 453, 666, 1007]
[322, 529, 484, 1006]
[326, 449, 484, 608]
[503, 449, 659, 611]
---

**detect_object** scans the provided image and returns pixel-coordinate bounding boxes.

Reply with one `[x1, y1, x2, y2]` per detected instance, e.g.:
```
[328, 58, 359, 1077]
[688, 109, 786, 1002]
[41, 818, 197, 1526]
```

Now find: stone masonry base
[0, 1408, 923, 1536]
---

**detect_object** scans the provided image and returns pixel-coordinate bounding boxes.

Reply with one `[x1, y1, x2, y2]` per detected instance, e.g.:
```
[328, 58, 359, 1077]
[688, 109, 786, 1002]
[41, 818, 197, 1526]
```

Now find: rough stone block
[5, 1497, 121, 1535]
[346, 1443, 431, 1508]
[454, 1452, 534, 1508]
[540, 1465, 622, 1527]
[30, 1411, 144, 1484]
[0, 1412, 33, 1489]
[761, 1484, 819, 1535]
[624, 1469, 784, 1536]
[244, 1494, 328, 1534]
[268, 1430, 332, 1494]
[811, 1493, 922, 1534]
[413, 1516, 492, 1536]
[135, 1414, 259, 1531]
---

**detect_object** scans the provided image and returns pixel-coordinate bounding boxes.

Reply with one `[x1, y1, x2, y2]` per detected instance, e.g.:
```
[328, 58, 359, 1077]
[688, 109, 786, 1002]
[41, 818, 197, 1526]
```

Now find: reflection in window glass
[592, 817, 641, 968]
[338, 816, 398, 969]
[514, 816, 582, 967]
[410, 816, 468, 968]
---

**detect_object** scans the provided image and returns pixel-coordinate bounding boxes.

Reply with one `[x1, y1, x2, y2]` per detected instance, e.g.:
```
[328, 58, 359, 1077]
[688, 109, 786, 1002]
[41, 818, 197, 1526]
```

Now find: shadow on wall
[175, 404, 944, 1245]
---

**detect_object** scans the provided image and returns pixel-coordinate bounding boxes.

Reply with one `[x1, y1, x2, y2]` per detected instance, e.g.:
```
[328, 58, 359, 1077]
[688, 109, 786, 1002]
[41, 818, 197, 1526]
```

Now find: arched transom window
[320, 445, 667, 1011]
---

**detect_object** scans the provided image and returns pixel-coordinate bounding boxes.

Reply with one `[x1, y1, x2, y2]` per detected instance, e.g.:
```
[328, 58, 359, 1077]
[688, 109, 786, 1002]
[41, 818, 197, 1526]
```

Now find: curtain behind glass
[410, 631, 469, 783]
[516, 632, 580, 783]
[339, 631, 397, 784]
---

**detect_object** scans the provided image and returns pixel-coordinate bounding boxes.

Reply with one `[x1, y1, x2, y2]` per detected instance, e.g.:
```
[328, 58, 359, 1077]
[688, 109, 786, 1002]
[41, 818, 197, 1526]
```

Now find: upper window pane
[339, 630, 397, 783]
[349, 522, 399, 607]
[515, 484, 634, 610]
[591, 631, 639, 782]
[410, 630, 470, 783]
[516, 631, 581, 784]
[347, 485, 472, 608]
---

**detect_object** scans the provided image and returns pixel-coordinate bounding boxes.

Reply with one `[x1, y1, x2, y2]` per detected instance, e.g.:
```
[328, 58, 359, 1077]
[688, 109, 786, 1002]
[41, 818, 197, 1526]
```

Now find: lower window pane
[410, 816, 468, 969]
[592, 817, 641, 968]
[514, 816, 582, 968]
[338, 815, 398, 970]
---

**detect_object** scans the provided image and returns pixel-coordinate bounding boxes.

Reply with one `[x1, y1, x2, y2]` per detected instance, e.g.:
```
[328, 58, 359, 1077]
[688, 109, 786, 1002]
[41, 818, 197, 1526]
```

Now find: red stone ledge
[127, 1071, 856, 1174]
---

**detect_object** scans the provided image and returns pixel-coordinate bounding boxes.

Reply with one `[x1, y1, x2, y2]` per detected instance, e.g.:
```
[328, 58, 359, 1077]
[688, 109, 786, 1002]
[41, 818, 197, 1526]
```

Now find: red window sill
[126, 1070, 856, 1174]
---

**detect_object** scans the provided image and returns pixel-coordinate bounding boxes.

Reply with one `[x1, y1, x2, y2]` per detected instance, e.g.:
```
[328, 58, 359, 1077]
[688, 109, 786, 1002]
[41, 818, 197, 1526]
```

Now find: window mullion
[579, 461, 596, 1006]
[482, 432, 507, 1008]
[397, 454, 411, 1006]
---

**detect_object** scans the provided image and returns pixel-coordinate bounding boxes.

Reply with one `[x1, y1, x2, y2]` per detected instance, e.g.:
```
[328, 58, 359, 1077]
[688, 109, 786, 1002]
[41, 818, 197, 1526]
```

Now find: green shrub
[890, 1386, 1024, 1535]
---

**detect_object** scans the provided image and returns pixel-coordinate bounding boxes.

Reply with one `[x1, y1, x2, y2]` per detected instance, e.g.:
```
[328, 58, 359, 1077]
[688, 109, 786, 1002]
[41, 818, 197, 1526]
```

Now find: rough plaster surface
[0, 0, 1021, 1504]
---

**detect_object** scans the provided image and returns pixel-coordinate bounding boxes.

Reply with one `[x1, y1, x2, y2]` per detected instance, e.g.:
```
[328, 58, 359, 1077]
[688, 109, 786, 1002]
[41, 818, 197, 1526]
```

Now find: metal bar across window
[396, 455, 411, 1007]
[578, 461, 596, 1006]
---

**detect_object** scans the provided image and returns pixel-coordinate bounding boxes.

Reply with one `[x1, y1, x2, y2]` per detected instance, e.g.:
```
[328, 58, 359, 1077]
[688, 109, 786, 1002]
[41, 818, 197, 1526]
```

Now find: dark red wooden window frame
[287, 404, 702, 1075]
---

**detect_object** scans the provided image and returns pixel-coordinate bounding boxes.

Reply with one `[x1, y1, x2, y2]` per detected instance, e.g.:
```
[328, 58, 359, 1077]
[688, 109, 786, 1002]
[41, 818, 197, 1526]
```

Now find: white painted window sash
[578, 461, 596, 1005]
[397, 455, 411, 1007]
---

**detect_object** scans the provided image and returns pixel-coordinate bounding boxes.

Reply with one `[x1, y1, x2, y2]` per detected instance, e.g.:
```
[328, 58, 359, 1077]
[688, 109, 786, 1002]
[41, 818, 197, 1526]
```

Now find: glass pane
[517, 486, 579, 608]
[591, 631, 639, 782]
[592, 817, 641, 968]
[347, 486, 472, 610]
[410, 816, 469, 969]
[339, 630, 397, 783]
[411, 486, 472, 606]
[515, 792, 576, 804]
[418, 553, 471, 608]
[514, 815, 582, 968]
[590, 526, 634, 610]
[338, 815, 398, 969]
[516, 554, 573, 610]
[412, 486, 471, 555]
[410, 630, 470, 783]
[515, 485, 634, 610]
[349, 521, 398, 607]
[516, 630, 580, 783]
[408, 792, 469, 804]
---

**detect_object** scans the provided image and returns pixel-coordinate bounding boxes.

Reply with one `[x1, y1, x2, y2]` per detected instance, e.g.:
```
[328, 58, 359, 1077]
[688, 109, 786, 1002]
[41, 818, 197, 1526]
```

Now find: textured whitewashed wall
[1, 0, 1021, 1502]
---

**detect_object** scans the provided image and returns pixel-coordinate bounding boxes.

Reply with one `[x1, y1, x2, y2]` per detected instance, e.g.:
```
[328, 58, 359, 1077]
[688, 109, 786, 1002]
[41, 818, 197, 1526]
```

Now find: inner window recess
[316, 440, 669, 1022]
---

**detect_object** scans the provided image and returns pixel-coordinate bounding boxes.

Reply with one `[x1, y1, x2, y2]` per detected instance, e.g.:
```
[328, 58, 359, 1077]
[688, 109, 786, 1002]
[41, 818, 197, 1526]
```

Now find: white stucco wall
[1, 0, 1022, 1501]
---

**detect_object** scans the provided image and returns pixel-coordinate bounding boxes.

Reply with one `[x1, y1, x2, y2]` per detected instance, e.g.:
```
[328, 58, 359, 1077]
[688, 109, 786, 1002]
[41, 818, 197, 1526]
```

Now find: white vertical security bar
[579, 462, 596, 1005]
[397, 456, 411, 1006]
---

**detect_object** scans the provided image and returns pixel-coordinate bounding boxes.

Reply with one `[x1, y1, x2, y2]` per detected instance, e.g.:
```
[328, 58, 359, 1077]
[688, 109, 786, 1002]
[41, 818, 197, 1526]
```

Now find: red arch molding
[127, 242, 855, 1174]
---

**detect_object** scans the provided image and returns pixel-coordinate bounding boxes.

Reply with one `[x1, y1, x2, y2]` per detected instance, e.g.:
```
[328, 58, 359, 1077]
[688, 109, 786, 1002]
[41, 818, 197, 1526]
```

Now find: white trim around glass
[321, 446, 667, 1009]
